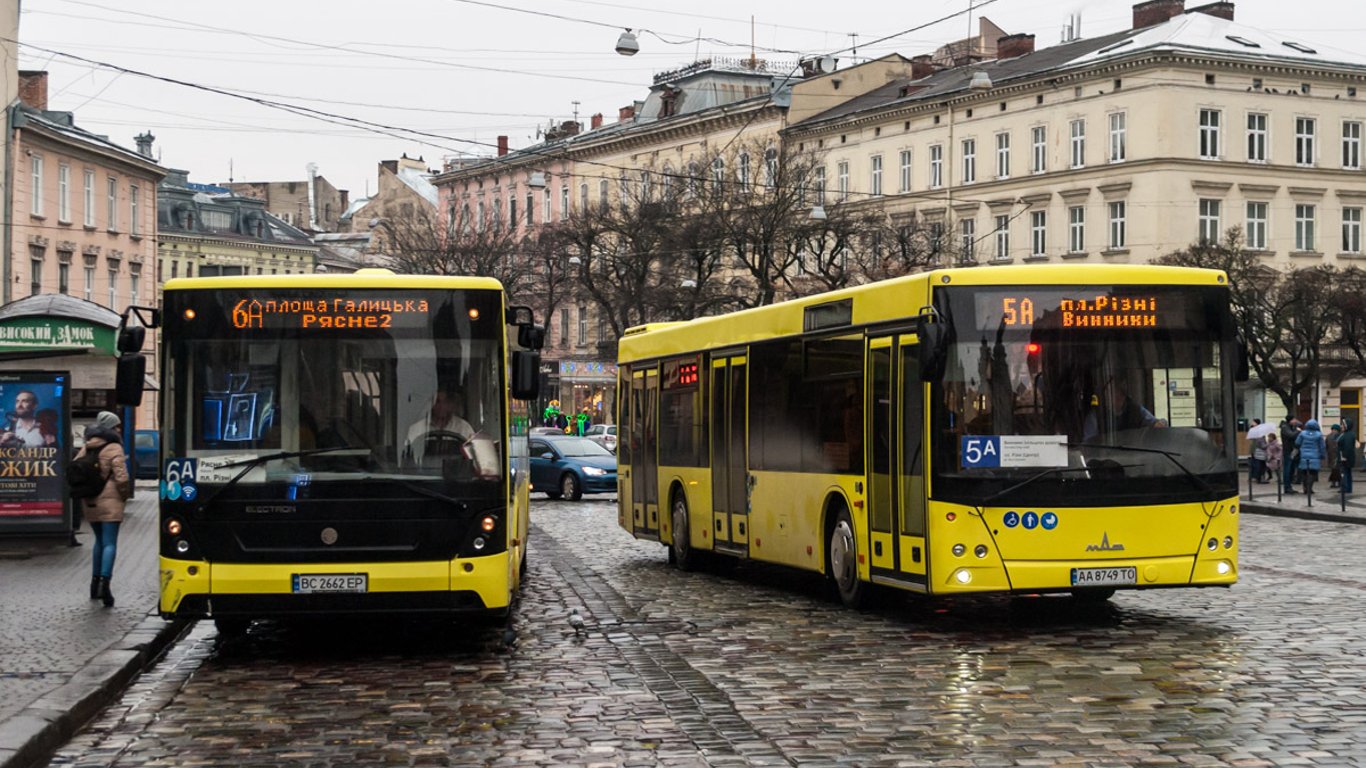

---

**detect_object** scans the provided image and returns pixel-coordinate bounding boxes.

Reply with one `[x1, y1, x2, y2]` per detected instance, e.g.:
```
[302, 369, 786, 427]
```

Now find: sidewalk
[1238, 478, 1366, 525]
[0, 483, 188, 768]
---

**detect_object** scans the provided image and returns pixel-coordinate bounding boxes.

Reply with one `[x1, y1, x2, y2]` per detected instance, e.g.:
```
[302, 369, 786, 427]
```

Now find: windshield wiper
[1069, 442, 1216, 496]
[976, 465, 1107, 507]
[195, 446, 359, 511]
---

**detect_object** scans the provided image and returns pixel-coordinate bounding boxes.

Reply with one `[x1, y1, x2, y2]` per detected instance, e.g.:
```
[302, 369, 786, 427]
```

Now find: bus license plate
[1070, 566, 1137, 587]
[292, 573, 368, 594]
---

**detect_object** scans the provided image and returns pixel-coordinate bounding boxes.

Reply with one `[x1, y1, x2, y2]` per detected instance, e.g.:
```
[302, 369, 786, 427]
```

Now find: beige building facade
[222, 169, 348, 234]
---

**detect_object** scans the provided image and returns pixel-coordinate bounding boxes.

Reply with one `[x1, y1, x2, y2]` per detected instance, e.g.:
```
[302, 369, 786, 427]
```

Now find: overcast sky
[15, 0, 1365, 197]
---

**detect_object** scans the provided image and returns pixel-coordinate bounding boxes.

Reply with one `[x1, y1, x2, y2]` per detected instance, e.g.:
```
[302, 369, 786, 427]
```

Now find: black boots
[96, 576, 114, 608]
[90, 576, 100, 600]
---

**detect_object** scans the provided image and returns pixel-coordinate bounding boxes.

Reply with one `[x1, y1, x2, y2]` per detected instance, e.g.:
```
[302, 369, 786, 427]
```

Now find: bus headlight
[175, 539, 190, 554]
[481, 516, 496, 533]
[974, 544, 989, 558]
[1216, 560, 1231, 575]
[472, 537, 486, 551]
[953, 569, 973, 584]
[1207, 537, 1218, 551]
[1223, 536, 1233, 549]
[166, 518, 183, 536]
[951, 543, 966, 557]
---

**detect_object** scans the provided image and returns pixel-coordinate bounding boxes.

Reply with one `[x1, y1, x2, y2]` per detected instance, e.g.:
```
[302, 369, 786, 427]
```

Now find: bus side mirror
[1236, 342, 1249, 382]
[918, 323, 950, 382]
[518, 324, 546, 350]
[511, 349, 540, 400]
[115, 354, 146, 407]
[117, 325, 145, 353]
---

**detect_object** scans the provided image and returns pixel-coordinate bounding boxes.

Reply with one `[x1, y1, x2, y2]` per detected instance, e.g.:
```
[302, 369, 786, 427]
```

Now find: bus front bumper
[159, 552, 514, 619]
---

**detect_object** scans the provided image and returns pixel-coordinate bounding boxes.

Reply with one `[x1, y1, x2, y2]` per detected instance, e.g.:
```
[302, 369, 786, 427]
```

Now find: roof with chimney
[788, 7, 1366, 130]
[10, 104, 166, 178]
[157, 169, 315, 247]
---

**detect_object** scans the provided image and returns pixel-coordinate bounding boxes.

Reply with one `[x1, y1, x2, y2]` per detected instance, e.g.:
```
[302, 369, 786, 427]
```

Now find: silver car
[584, 424, 617, 453]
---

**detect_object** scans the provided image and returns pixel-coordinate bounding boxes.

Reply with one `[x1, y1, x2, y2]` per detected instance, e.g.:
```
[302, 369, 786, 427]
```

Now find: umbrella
[1247, 422, 1277, 440]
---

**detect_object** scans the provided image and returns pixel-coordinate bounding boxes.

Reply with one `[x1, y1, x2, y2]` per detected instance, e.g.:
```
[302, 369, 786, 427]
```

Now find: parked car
[133, 429, 159, 479]
[530, 426, 565, 436]
[584, 424, 617, 453]
[529, 435, 617, 500]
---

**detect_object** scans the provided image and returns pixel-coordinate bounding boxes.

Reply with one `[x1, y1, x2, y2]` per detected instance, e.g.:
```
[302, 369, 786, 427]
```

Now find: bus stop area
[0, 481, 1360, 768]
[0, 482, 188, 768]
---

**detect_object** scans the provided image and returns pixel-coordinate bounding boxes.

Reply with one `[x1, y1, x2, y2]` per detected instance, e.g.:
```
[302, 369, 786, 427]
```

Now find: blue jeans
[90, 521, 120, 579]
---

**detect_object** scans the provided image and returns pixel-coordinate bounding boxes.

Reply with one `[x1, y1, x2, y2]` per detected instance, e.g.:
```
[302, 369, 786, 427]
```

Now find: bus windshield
[931, 284, 1237, 505]
[164, 288, 506, 488]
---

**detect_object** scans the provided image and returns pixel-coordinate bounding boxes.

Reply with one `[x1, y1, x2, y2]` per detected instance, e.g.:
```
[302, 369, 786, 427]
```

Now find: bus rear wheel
[828, 509, 868, 608]
[669, 493, 698, 571]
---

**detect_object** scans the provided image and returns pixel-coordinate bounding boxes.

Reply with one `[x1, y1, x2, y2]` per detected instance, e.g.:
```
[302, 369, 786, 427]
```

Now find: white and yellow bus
[616, 264, 1241, 606]
[147, 270, 543, 633]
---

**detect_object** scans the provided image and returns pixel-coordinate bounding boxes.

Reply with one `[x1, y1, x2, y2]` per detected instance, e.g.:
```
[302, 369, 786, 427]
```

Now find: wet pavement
[22, 492, 1366, 767]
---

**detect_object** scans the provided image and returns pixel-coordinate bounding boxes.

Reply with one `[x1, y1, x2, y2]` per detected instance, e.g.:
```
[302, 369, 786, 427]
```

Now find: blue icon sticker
[1041, 511, 1058, 530]
[1003, 511, 1020, 528]
[1022, 511, 1040, 529]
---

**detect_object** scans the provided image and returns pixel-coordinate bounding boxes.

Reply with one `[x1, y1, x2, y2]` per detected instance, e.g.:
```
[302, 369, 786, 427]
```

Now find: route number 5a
[961, 436, 1001, 468]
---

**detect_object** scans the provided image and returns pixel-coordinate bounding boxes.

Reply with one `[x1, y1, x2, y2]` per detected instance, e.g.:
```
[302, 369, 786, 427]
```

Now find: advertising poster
[0, 371, 71, 534]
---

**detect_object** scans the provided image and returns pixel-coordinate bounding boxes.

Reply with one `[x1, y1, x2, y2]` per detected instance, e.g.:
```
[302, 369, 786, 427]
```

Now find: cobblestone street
[48, 497, 1366, 767]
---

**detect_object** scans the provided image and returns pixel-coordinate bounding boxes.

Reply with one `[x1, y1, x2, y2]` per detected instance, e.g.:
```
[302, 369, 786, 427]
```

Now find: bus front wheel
[670, 493, 698, 571]
[828, 509, 868, 609]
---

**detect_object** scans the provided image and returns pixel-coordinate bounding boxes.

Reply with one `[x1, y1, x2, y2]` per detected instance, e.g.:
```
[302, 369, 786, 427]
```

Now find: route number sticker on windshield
[962, 436, 1068, 469]
[161, 458, 198, 501]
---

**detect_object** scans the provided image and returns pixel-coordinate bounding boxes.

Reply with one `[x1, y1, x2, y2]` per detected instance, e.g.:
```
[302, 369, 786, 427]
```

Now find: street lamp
[615, 29, 640, 56]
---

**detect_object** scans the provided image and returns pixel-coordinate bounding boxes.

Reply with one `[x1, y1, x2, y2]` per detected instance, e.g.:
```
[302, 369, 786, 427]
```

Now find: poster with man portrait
[0, 371, 71, 533]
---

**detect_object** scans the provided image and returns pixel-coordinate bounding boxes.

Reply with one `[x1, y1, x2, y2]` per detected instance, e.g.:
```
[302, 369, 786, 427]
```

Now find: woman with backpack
[75, 411, 130, 607]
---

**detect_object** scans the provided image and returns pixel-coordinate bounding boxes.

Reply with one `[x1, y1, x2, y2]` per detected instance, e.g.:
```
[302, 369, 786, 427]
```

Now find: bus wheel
[561, 473, 583, 501]
[213, 617, 249, 638]
[670, 493, 697, 571]
[828, 509, 868, 608]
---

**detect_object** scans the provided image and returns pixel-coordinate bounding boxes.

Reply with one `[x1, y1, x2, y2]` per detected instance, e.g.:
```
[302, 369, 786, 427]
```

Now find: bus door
[710, 355, 748, 553]
[638, 367, 661, 537]
[867, 335, 927, 588]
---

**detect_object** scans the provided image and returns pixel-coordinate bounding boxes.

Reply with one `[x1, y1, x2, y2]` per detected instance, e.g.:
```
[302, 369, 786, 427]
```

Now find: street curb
[1240, 502, 1366, 525]
[0, 613, 191, 768]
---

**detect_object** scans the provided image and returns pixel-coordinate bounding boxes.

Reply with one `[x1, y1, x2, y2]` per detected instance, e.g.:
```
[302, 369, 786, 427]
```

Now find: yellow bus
[616, 264, 1241, 606]
[143, 270, 543, 633]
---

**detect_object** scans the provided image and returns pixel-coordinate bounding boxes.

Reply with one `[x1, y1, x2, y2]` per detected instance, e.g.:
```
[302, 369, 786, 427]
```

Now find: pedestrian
[1265, 433, 1283, 485]
[1280, 418, 1302, 493]
[75, 411, 131, 608]
[1248, 419, 1268, 484]
[1339, 417, 1357, 494]
[1295, 419, 1327, 498]
[1327, 424, 1342, 488]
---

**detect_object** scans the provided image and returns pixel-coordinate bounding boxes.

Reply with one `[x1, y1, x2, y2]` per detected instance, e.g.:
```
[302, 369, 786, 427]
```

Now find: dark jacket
[1340, 419, 1358, 469]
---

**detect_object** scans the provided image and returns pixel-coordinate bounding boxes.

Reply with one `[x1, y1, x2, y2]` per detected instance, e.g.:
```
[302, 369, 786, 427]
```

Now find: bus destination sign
[974, 291, 1176, 332]
[228, 297, 431, 330]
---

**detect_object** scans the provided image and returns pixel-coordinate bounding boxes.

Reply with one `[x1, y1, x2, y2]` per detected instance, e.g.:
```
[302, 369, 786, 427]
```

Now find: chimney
[618, 104, 636, 123]
[1133, 0, 1186, 29]
[996, 33, 1036, 59]
[591, 112, 604, 130]
[17, 71, 48, 110]
[134, 131, 155, 158]
[1187, 1, 1234, 21]
[910, 55, 938, 80]
[340, 190, 350, 212]
[497, 135, 509, 156]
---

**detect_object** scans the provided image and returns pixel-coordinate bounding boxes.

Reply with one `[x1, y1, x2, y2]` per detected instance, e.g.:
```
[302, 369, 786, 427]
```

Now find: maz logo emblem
[1085, 532, 1125, 552]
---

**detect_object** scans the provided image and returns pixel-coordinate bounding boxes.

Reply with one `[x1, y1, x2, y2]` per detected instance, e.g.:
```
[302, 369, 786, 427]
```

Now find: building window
[491, 199, 502, 231]
[1199, 108, 1221, 159]
[106, 177, 118, 230]
[1108, 112, 1127, 162]
[509, 196, 518, 228]
[29, 246, 43, 295]
[559, 308, 569, 348]
[108, 267, 118, 307]
[58, 164, 70, 222]
[84, 261, 95, 301]
[1031, 210, 1047, 257]
[961, 139, 976, 184]
[1069, 119, 1086, 168]
[995, 133, 1010, 179]
[1344, 207, 1362, 253]
[29, 154, 44, 216]
[1068, 206, 1085, 253]
[542, 187, 552, 221]
[1246, 202, 1268, 250]
[476, 200, 485, 232]
[959, 218, 975, 262]
[1295, 203, 1317, 251]
[764, 147, 778, 190]
[1198, 199, 1222, 244]
[1344, 121, 1362, 170]
[993, 215, 1010, 260]
[837, 161, 849, 200]
[1031, 126, 1047, 173]
[1296, 117, 1317, 166]
[171, 261, 178, 280]
[83, 170, 95, 226]
[130, 264, 141, 305]
[738, 152, 752, 193]
[525, 193, 534, 226]
[578, 182, 588, 211]
[58, 261, 70, 294]
[929, 145, 943, 188]
[1247, 113, 1268, 163]
[130, 185, 140, 236]
[1108, 201, 1127, 249]
[711, 157, 725, 191]
[560, 186, 569, 220]
[577, 306, 588, 345]
[899, 150, 912, 193]
[870, 155, 883, 196]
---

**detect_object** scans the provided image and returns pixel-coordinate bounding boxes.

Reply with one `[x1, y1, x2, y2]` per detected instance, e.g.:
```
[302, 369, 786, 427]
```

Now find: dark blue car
[133, 429, 159, 479]
[529, 435, 617, 500]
